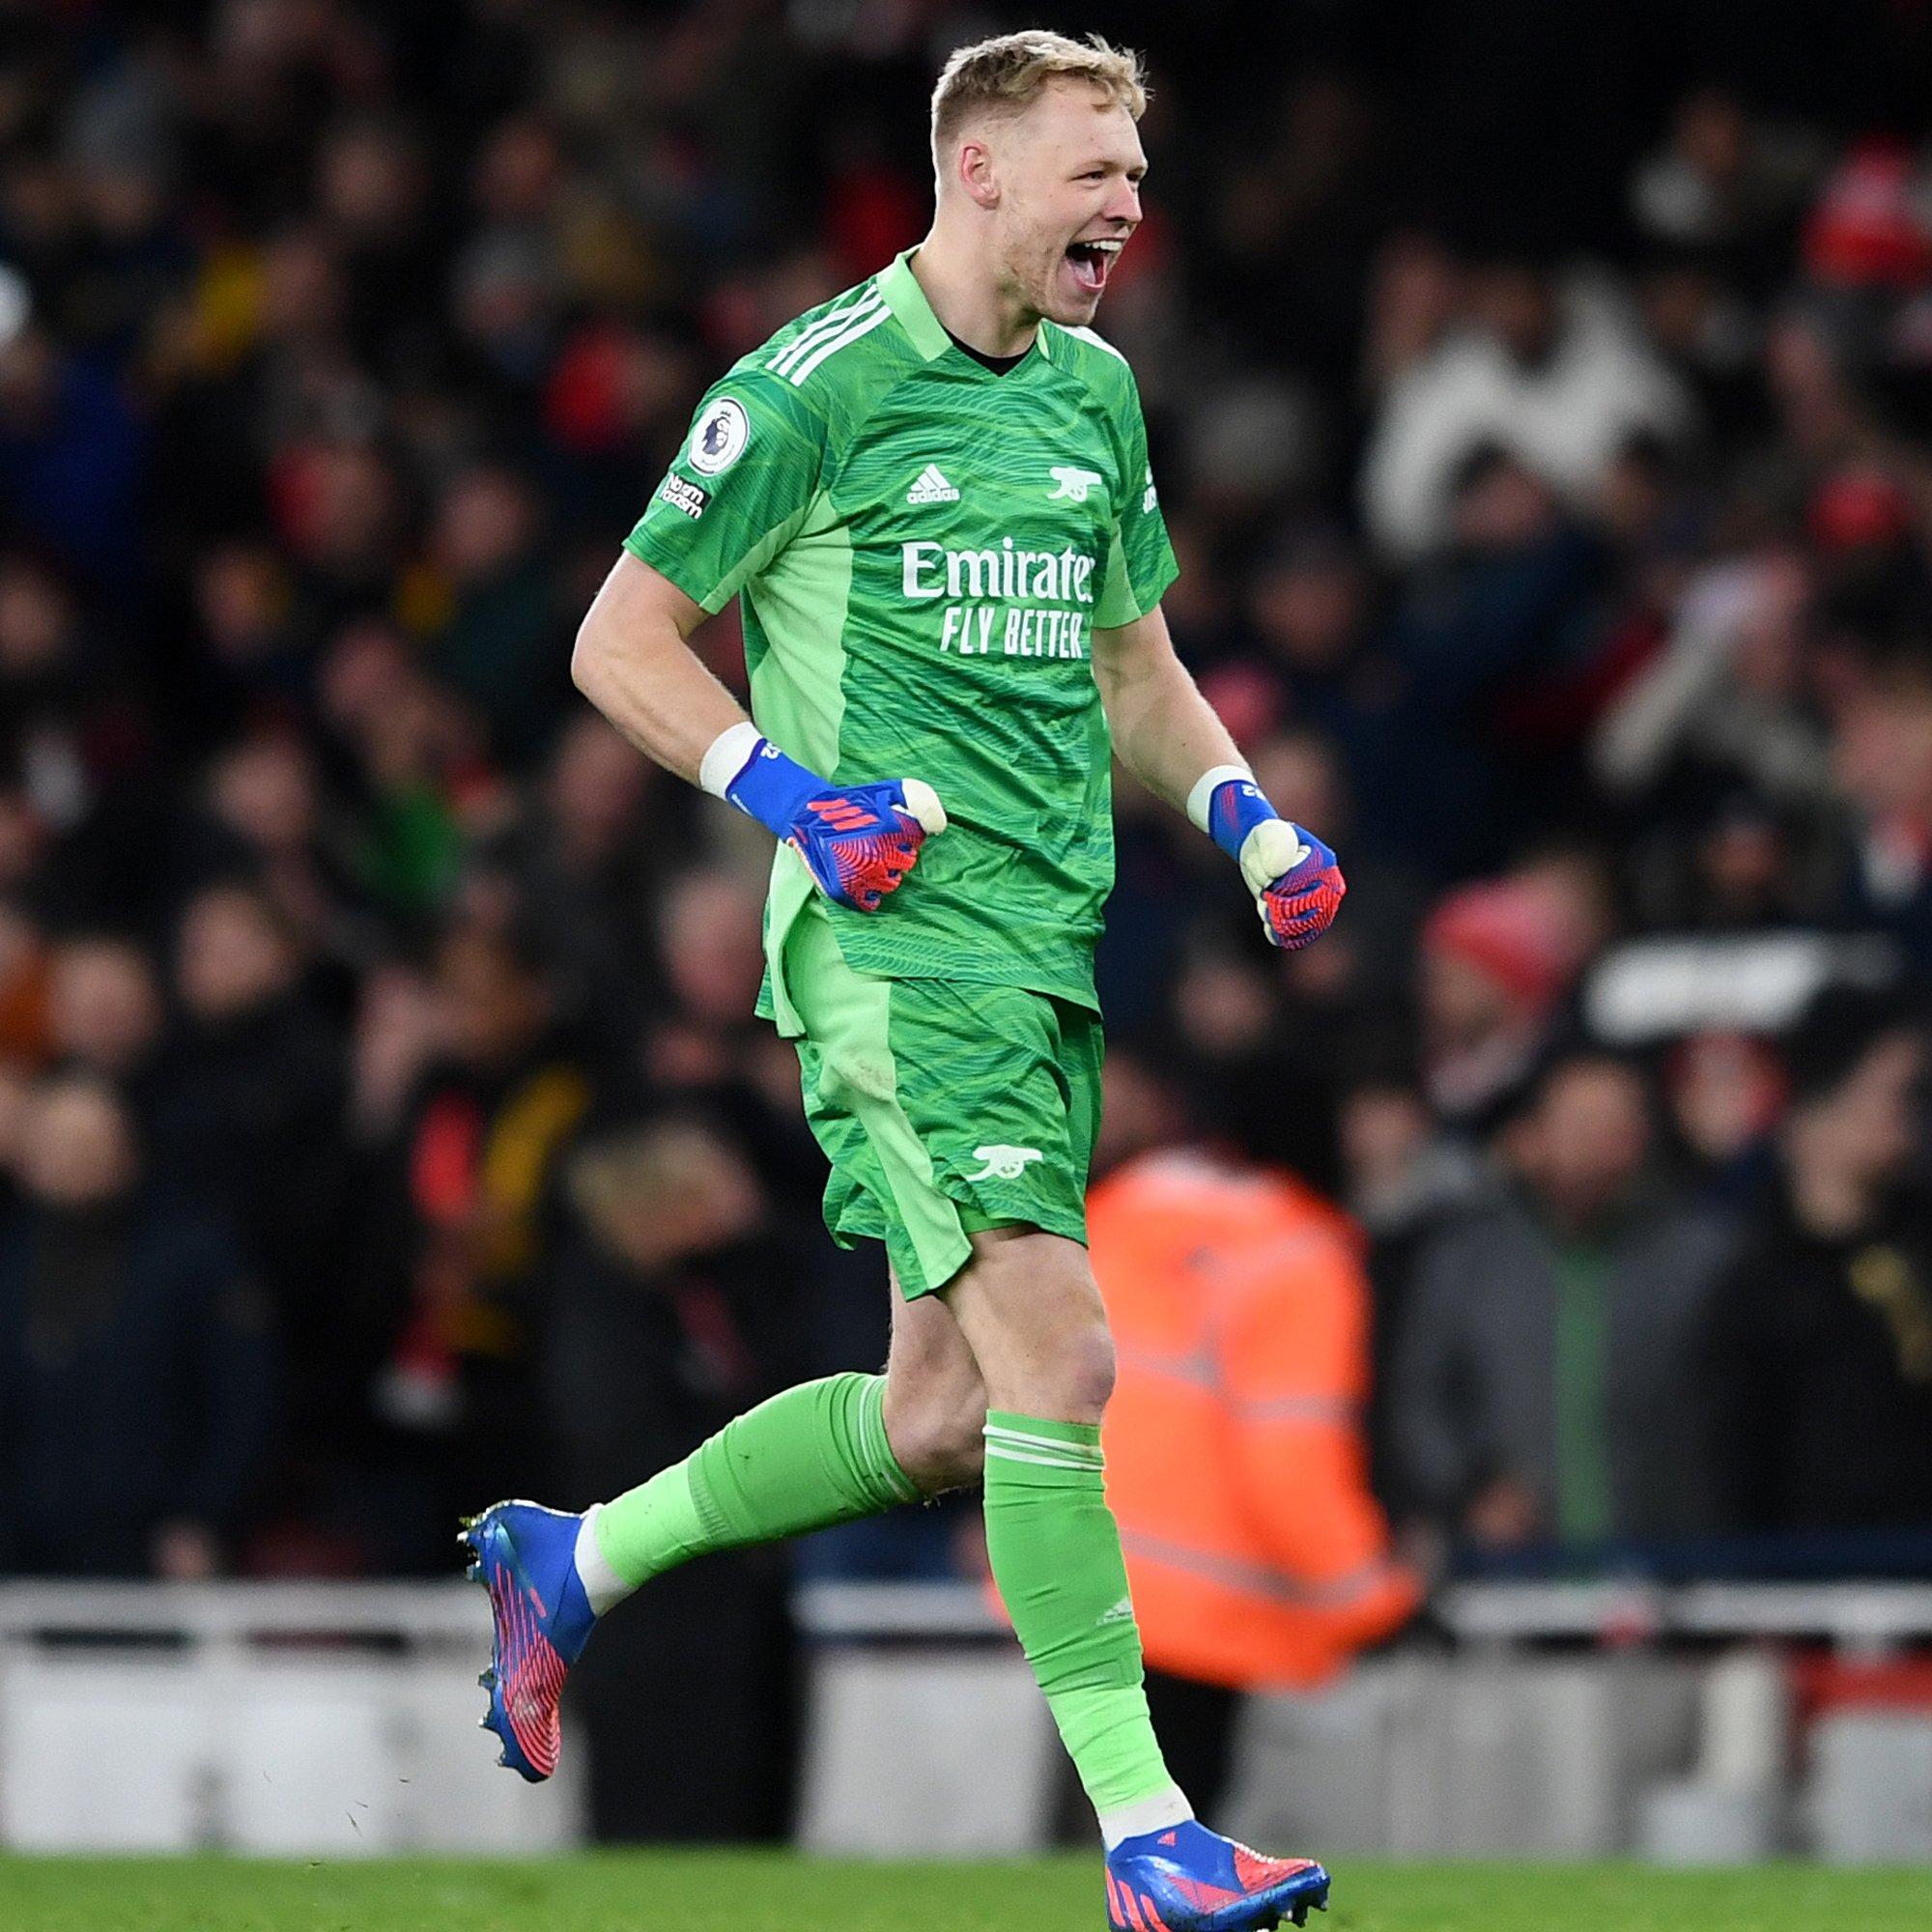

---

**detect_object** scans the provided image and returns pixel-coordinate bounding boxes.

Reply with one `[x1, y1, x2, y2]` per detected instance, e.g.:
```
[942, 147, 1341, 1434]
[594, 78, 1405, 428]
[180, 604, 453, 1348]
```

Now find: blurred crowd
[5, 0, 1932, 1607]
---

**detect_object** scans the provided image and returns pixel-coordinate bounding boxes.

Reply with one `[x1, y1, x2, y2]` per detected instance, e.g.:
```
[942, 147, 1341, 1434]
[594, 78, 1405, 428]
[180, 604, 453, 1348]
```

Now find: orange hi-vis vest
[1089, 1150, 1419, 1691]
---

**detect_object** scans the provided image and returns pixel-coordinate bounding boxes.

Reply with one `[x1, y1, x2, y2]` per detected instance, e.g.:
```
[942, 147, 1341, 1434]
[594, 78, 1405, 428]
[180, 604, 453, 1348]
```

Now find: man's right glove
[718, 731, 946, 912]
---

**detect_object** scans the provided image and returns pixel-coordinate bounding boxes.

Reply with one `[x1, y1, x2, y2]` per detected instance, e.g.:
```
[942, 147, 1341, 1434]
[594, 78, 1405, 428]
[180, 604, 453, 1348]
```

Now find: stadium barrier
[794, 1578, 1932, 1862]
[0, 1582, 584, 1855]
[3, 1579, 1930, 1858]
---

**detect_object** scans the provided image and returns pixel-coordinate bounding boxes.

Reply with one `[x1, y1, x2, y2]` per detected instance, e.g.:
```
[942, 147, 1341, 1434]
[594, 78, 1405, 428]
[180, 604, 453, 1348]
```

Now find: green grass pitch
[6, 1854, 1932, 1931]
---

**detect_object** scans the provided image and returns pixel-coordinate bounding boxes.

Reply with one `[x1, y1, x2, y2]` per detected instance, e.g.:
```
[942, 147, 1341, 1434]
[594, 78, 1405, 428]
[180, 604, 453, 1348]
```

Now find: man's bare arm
[571, 551, 750, 785]
[1091, 603, 1244, 816]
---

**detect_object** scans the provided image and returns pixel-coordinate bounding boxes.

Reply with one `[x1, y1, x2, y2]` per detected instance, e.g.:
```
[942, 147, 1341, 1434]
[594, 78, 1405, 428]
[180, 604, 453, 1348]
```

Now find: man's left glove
[1204, 774, 1347, 951]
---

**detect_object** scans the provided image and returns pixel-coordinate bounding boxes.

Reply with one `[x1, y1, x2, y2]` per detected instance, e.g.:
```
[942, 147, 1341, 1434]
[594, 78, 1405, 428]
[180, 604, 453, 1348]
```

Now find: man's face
[974, 81, 1145, 325]
[50, 941, 162, 1075]
[658, 869, 765, 1025]
[1517, 1060, 1651, 1227]
[21, 1083, 135, 1210]
[177, 890, 295, 1023]
[438, 932, 547, 1069]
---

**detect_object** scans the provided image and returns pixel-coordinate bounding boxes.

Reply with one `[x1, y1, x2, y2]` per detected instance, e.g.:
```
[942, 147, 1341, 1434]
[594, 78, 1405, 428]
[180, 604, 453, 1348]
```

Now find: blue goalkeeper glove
[720, 733, 946, 913]
[1205, 775, 1347, 951]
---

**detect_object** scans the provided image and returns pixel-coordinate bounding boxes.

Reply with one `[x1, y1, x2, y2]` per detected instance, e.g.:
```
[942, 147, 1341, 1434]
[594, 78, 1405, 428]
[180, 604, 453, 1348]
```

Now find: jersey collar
[877, 247, 1054, 364]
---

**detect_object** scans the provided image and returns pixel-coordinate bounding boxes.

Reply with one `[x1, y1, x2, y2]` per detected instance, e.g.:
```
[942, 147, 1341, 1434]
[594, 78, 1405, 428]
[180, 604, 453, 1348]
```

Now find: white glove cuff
[698, 720, 764, 799]
[1185, 762, 1253, 835]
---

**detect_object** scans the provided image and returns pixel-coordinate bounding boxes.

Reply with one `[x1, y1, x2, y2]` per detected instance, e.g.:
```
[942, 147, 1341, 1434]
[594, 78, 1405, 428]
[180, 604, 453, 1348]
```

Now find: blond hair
[930, 30, 1147, 158]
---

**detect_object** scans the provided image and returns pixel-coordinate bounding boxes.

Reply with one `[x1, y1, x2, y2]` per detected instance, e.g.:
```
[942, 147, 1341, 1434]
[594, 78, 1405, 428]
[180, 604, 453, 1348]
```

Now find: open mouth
[1065, 238, 1123, 295]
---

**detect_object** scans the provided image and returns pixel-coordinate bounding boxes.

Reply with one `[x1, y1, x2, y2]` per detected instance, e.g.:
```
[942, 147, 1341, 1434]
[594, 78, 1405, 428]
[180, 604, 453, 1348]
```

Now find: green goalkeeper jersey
[623, 247, 1179, 1013]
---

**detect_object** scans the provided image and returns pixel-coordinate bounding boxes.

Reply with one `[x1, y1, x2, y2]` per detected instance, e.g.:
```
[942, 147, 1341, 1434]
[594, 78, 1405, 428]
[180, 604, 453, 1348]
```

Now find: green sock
[591, 1372, 918, 1590]
[980, 1410, 1183, 1825]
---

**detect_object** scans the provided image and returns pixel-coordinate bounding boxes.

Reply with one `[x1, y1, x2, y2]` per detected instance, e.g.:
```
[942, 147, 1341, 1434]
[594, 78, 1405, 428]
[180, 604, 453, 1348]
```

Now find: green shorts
[765, 895, 1102, 1297]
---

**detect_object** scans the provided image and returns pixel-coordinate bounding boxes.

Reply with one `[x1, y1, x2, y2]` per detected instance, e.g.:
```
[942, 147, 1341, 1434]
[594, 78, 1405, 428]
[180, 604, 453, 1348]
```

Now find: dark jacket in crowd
[1390, 1182, 1737, 1544]
[1703, 1181, 1932, 1534]
[540, 1223, 809, 1842]
[0, 1200, 278, 1576]
[155, 994, 352, 1433]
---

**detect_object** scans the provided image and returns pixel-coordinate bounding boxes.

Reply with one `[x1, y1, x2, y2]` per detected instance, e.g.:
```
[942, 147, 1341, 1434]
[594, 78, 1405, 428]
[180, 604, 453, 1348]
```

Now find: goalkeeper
[464, 29, 1344, 1932]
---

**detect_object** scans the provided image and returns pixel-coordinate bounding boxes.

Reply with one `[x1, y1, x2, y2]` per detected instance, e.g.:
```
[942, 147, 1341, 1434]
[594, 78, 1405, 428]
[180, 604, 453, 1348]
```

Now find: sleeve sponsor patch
[658, 475, 710, 520]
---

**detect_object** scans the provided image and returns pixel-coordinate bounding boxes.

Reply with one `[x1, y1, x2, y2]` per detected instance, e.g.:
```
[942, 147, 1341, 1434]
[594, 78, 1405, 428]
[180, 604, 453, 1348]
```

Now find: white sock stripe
[769, 288, 882, 373]
[983, 1422, 1104, 1460]
[983, 1447, 1103, 1472]
[983, 1444, 1107, 1473]
[788, 305, 893, 384]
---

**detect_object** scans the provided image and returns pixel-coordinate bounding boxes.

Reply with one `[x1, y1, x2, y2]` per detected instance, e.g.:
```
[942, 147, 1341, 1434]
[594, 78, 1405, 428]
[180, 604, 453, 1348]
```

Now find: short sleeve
[623, 366, 828, 614]
[1094, 367, 1179, 630]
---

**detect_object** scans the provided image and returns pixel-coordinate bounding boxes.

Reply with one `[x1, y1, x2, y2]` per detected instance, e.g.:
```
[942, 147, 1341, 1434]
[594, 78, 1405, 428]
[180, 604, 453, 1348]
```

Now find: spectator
[1362, 254, 1690, 560]
[1630, 90, 1821, 295]
[1592, 550, 1832, 823]
[173, 541, 318, 751]
[647, 864, 780, 1094]
[366, 918, 589, 1551]
[160, 879, 351, 1448]
[44, 930, 168, 1121]
[0, 1074, 276, 1577]
[1390, 1048, 1737, 1554]
[0, 321, 148, 584]
[1245, 531, 1414, 875]
[480, 713, 670, 1051]
[1659, 1028, 1788, 1208]
[543, 1117, 806, 1840]
[1417, 876, 1579, 1130]
[0, 551, 162, 926]
[193, 732, 355, 962]
[1334, 1067, 1485, 1511]
[1382, 448, 1617, 876]
[420, 465, 569, 763]
[1702, 992, 1932, 1537]
[1832, 673, 1932, 979]
[1087, 1049, 1418, 1816]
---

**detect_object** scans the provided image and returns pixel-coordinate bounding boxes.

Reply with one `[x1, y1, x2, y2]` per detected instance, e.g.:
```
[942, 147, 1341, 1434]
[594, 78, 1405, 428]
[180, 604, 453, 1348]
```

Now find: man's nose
[1104, 182, 1140, 227]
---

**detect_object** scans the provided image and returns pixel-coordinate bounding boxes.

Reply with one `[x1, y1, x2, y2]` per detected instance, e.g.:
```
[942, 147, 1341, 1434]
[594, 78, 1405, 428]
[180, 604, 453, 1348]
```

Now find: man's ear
[954, 136, 1001, 211]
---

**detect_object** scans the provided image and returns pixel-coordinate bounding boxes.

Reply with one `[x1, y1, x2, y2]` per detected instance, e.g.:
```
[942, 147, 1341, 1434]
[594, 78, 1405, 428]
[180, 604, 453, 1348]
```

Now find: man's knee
[952, 1229, 1118, 1422]
[884, 1365, 986, 1494]
[1053, 1318, 1118, 1417]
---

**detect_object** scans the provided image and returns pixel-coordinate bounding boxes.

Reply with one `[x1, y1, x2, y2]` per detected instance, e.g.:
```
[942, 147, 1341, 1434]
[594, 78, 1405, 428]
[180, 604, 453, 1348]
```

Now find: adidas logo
[1099, 1594, 1135, 1627]
[907, 464, 960, 504]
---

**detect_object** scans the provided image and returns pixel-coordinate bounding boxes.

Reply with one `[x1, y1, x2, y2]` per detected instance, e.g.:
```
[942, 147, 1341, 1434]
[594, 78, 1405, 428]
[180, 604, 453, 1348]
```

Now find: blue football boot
[1105, 1819, 1330, 1931]
[458, 1499, 597, 1781]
